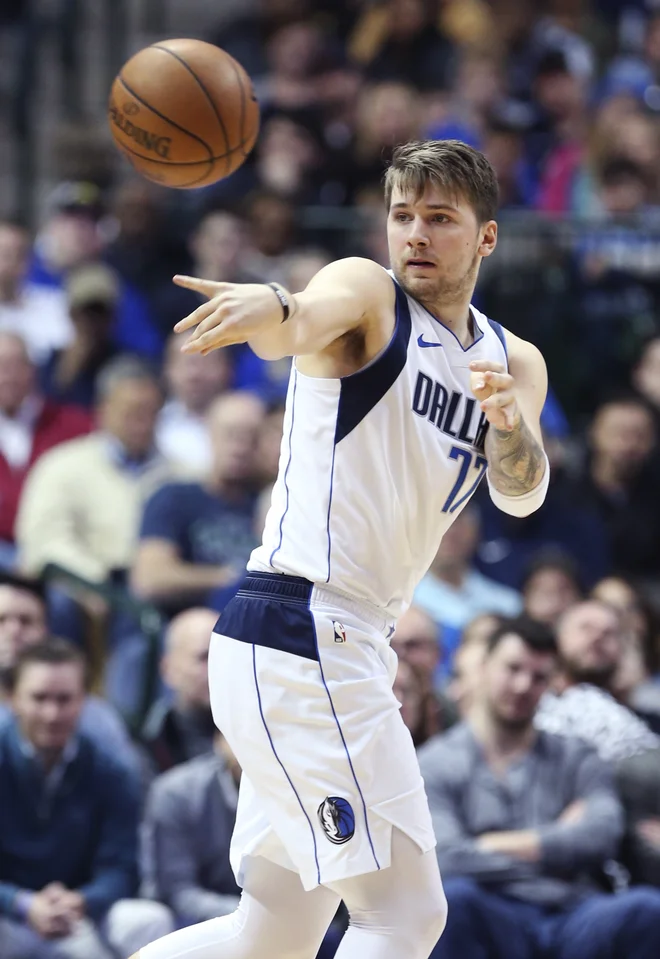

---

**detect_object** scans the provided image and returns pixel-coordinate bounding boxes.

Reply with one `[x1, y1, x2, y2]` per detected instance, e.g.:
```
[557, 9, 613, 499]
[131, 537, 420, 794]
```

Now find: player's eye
[394, 212, 411, 222]
[432, 215, 449, 223]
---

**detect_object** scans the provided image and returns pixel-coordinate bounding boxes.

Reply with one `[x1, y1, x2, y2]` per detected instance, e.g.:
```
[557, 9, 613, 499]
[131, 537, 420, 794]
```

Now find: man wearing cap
[40, 264, 121, 409]
[28, 181, 163, 360]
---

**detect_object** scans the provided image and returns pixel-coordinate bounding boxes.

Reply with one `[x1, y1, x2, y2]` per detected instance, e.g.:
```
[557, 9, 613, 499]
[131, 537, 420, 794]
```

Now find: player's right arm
[172, 257, 394, 361]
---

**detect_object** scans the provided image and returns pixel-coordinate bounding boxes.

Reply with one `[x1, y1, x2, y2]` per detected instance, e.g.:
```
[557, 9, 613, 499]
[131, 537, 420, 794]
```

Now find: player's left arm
[470, 331, 549, 516]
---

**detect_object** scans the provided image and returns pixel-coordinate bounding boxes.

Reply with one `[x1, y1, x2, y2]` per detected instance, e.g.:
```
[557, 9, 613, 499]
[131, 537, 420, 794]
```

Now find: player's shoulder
[310, 257, 394, 298]
[498, 327, 545, 368]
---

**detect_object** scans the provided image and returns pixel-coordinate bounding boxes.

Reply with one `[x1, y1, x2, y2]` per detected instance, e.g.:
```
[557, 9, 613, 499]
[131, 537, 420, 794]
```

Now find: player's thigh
[326, 828, 446, 936]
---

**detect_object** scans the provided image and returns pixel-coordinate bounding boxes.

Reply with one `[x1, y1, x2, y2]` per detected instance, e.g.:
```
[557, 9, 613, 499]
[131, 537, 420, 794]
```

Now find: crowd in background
[2, 1, 660, 957]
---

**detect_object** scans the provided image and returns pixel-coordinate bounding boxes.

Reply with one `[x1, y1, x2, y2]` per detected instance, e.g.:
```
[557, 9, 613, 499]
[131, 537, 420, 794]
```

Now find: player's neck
[421, 296, 476, 348]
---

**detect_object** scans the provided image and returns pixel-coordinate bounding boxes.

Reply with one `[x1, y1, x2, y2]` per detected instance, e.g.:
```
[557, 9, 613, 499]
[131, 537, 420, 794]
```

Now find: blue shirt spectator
[132, 392, 264, 612]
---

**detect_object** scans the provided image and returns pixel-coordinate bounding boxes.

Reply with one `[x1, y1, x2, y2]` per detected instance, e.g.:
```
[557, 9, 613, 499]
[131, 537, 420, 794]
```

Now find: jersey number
[441, 446, 488, 514]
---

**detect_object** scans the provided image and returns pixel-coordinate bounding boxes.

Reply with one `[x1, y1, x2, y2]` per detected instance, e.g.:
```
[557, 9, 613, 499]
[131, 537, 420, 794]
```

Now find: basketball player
[131, 141, 549, 959]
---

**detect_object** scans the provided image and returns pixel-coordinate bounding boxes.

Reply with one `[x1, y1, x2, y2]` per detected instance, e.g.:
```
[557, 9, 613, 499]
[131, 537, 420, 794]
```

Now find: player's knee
[417, 880, 448, 948]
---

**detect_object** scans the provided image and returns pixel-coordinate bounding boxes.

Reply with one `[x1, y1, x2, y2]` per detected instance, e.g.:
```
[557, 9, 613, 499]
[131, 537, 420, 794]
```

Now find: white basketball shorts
[209, 571, 436, 892]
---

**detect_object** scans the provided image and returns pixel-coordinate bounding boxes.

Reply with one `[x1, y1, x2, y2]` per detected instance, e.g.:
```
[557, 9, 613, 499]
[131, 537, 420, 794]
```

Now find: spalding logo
[123, 101, 139, 116]
[108, 101, 172, 158]
[318, 796, 355, 845]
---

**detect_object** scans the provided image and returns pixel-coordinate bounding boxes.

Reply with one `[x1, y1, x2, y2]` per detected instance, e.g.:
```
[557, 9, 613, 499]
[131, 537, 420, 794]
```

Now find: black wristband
[267, 282, 290, 322]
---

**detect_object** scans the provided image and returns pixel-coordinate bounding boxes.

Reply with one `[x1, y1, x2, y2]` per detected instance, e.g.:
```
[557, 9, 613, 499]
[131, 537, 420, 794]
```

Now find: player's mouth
[406, 258, 435, 269]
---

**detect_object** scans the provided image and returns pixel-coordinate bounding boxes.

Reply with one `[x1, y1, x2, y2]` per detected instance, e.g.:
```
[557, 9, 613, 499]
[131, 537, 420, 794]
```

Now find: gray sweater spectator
[420, 616, 660, 959]
[141, 735, 241, 925]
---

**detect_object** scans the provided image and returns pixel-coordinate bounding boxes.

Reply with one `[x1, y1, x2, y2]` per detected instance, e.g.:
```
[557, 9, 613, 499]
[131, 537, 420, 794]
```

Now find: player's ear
[478, 220, 498, 258]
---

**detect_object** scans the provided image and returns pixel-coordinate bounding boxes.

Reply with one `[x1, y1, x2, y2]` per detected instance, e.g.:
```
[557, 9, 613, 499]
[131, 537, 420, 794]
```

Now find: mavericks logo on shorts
[318, 796, 355, 844]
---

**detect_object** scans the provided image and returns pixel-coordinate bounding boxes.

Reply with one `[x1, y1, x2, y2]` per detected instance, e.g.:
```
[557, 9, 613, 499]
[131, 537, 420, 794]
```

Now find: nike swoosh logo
[417, 334, 443, 349]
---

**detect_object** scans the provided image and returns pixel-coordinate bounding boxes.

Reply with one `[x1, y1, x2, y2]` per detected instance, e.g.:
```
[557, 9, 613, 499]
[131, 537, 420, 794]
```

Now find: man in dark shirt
[132, 391, 264, 613]
[0, 639, 173, 957]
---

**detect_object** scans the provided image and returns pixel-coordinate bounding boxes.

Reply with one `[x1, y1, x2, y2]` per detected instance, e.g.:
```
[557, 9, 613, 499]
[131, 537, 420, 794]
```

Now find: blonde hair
[384, 139, 499, 222]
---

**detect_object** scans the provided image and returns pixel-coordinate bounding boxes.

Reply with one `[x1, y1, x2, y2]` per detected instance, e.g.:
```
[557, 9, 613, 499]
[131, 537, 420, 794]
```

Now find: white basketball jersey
[249, 272, 508, 617]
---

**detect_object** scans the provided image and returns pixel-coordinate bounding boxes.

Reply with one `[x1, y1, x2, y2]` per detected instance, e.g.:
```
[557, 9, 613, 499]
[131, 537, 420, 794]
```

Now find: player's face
[483, 634, 555, 730]
[12, 663, 85, 753]
[387, 182, 496, 308]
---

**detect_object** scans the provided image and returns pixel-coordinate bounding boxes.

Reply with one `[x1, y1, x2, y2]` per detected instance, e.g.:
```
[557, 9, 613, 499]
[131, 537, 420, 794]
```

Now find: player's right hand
[173, 276, 287, 354]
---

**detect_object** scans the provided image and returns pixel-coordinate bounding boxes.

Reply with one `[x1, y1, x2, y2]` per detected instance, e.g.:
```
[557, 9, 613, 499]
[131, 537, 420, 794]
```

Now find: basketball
[107, 39, 260, 189]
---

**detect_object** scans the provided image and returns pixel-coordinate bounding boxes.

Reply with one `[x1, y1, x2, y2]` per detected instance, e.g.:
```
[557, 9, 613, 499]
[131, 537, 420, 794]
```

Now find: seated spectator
[391, 607, 454, 737]
[156, 334, 232, 476]
[28, 180, 162, 359]
[419, 616, 660, 959]
[445, 613, 501, 718]
[537, 600, 660, 887]
[0, 218, 73, 363]
[0, 573, 140, 777]
[0, 640, 174, 958]
[573, 396, 660, 581]
[394, 658, 443, 748]
[132, 391, 264, 612]
[0, 331, 91, 563]
[39, 264, 122, 409]
[591, 576, 660, 727]
[348, 0, 454, 91]
[16, 356, 174, 585]
[475, 433, 612, 591]
[632, 336, 660, 427]
[521, 553, 583, 627]
[141, 729, 241, 925]
[140, 608, 217, 780]
[413, 506, 522, 674]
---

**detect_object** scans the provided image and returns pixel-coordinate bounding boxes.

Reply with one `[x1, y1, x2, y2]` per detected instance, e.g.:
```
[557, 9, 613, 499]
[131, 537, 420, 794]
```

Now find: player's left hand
[469, 360, 521, 432]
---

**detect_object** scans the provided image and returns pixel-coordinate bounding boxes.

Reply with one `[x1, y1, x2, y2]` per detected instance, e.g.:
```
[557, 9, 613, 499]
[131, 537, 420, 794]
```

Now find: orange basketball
[108, 39, 260, 189]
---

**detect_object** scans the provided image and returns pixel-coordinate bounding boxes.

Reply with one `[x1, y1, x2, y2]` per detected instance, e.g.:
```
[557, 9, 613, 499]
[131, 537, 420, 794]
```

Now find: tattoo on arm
[485, 417, 546, 496]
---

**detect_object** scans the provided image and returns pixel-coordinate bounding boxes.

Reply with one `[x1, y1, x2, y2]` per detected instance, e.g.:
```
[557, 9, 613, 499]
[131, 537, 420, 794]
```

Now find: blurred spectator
[394, 658, 440, 748]
[420, 616, 660, 959]
[475, 435, 612, 591]
[254, 400, 285, 487]
[39, 263, 121, 409]
[534, 50, 592, 214]
[601, 11, 660, 108]
[257, 19, 330, 116]
[0, 573, 140, 777]
[590, 576, 660, 722]
[574, 396, 660, 580]
[139, 608, 217, 780]
[632, 335, 660, 423]
[132, 392, 263, 612]
[28, 181, 162, 359]
[16, 356, 173, 584]
[537, 600, 659, 761]
[141, 730, 241, 924]
[391, 606, 454, 736]
[521, 553, 583, 627]
[0, 640, 173, 958]
[414, 506, 522, 674]
[427, 50, 506, 148]
[104, 179, 189, 318]
[537, 599, 660, 886]
[156, 334, 232, 477]
[330, 81, 421, 204]
[481, 118, 537, 210]
[348, 0, 454, 91]
[0, 218, 73, 363]
[445, 612, 502, 718]
[243, 190, 299, 283]
[0, 331, 91, 560]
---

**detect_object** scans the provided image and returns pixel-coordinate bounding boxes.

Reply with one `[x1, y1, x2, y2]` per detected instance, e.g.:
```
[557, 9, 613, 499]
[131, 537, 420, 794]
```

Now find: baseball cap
[66, 263, 120, 311]
[46, 181, 105, 220]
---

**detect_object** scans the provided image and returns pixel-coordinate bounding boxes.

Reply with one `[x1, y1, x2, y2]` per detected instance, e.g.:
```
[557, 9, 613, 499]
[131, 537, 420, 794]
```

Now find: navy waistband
[236, 572, 314, 606]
